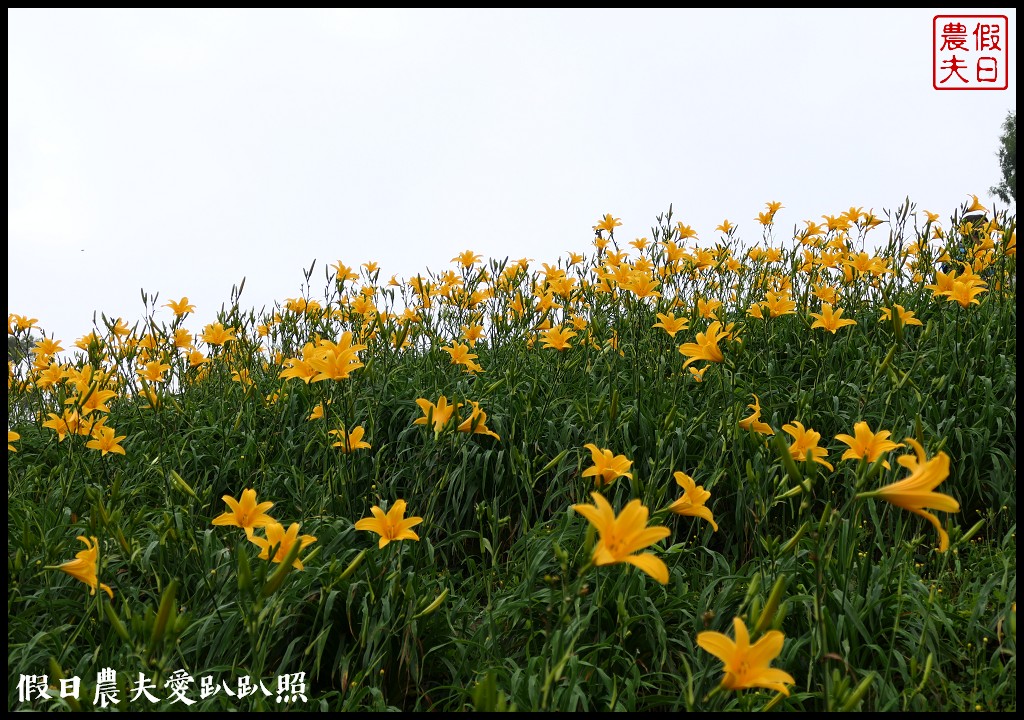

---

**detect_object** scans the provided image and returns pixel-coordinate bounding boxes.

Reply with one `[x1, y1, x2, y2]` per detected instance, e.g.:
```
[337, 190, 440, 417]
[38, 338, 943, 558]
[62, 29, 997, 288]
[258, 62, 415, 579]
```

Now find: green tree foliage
[990, 110, 1015, 204]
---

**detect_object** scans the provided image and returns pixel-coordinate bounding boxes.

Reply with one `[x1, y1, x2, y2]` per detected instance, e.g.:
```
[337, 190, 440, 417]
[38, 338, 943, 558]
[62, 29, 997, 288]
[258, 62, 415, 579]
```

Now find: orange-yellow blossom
[738, 394, 773, 435]
[165, 297, 196, 316]
[698, 617, 795, 695]
[442, 342, 484, 373]
[571, 492, 670, 584]
[810, 304, 857, 334]
[834, 421, 904, 469]
[678, 321, 730, 369]
[857, 438, 959, 552]
[212, 488, 275, 537]
[201, 322, 236, 346]
[414, 396, 458, 432]
[86, 426, 127, 456]
[249, 522, 317, 569]
[782, 421, 833, 471]
[581, 443, 633, 486]
[48, 536, 114, 599]
[667, 472, 718, 530]
[329, 426, 371, 452]
[540, 326, 577, 351]
[880, 304, 923, 327]
[457, 401, 501, 441]
[355, 499, 423, 549]
[652, 313, 689, 338]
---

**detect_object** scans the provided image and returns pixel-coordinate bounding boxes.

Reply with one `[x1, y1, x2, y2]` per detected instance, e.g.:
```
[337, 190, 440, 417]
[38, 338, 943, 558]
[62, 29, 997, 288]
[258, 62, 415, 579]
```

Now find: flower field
[7, 198, 1016, 711]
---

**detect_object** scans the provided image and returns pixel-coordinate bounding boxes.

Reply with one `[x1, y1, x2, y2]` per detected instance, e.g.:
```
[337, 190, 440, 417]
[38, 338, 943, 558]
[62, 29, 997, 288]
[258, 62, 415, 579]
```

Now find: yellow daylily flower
[697, 616, 795, 696]
[107, 318, 132, 339]
[667, 472, 718, 530]
[279, 343, 318, 384]
[857, 438, 959, 552]
[675, 222, 697, 240]
[879, 304, 923, 328]
[652, 313, 689, 338]
[594, 213, 622, 235]
[925, 269, 956, 297]
[201, 322, 236, 346]
[329, 426, 371, 452]
[763, 291, 796, 318]
[941, 280, 986, 307]
[738, 394, 774, 435]
[8, 313, 39, 333]
[308, 333, 367, 382]
[47, 536, 114, 599]
[33, 337, 64, 358]
[249, 522, 317, 570]
[414, 396, 458, 432]
[623, 273, 662, 299]
[85, 426, 127, 456]
[571, 492, 670, 584]
[442, 342, 484, 374]
[332, 261, 358, 282]
[782, 421, 833, 471]
[187, 349, 209, 368]
[42, 410, 84, 442]
[457, 402, 501, 441]
[137, 360, 171, 383]
[811, 284, 839, 305]
[212, 489, 275, 537]
[966, 194, 987, 213]
[71, 386, 117, 416]
[354, 499, 423, 549]
[452, 250, 483, 267]
[810, 304, 857, 334]
[540, 326, 577, 351]
[678, 321, 730, 369]
[834, 421, 904, 469]
[461, 323, 486, 346]
[697, 298, 723, 319]
[581, 443, 633, 487]
[164, 297, 196, 316]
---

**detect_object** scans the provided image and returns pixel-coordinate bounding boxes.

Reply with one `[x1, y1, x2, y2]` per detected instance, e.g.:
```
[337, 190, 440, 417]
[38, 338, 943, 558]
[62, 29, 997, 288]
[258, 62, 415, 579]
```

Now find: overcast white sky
[8, 8, 1017, 345]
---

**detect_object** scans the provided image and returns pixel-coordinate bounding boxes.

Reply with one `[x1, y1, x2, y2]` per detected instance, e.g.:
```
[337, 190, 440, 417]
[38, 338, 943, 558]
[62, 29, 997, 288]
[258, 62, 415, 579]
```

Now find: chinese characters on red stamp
[933, 15, 1009, 90]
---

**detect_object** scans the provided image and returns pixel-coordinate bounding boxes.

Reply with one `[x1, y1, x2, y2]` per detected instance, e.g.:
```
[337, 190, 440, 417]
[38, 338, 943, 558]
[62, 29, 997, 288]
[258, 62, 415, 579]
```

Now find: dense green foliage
[8, 199, 1016, 711]
[991, 109, 1016, 205]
